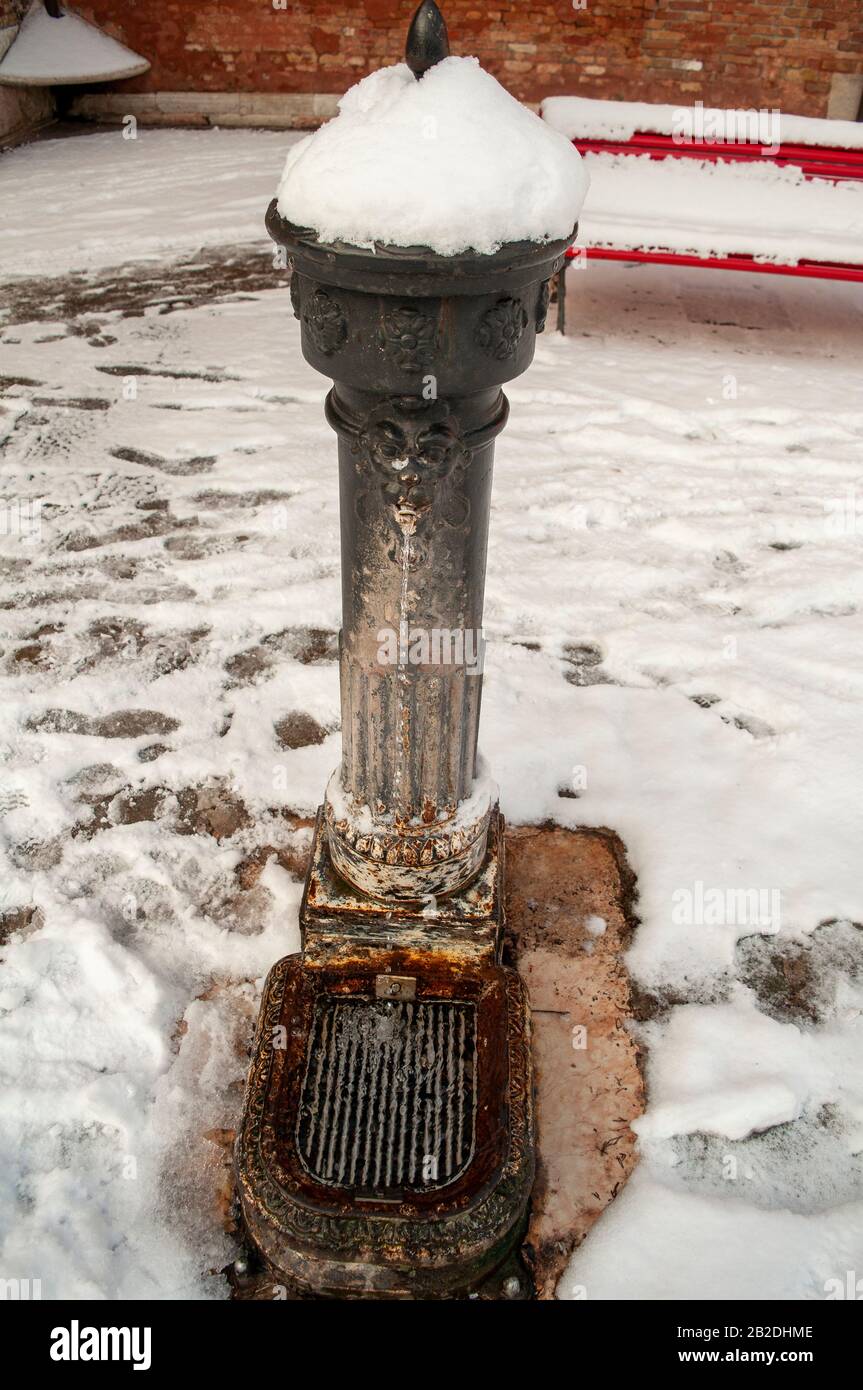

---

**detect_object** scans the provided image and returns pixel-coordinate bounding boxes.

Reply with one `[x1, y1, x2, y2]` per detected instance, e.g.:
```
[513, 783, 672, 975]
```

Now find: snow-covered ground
[0, 129, 298, 278]
[1, 127, 863, 1300]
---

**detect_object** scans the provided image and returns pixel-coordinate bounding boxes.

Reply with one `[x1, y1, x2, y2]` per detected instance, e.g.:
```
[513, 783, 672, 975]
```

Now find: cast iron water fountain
[236, 1, 578, 1298]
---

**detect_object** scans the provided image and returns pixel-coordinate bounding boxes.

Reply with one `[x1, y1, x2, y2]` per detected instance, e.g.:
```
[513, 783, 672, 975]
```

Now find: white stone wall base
[68, 90, 340, 129]
[0, 82, 54, 146]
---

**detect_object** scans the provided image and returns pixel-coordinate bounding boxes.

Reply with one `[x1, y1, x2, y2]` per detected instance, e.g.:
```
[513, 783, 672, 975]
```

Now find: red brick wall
[76, 1, 863, 118]
[0, 0, 27, 24]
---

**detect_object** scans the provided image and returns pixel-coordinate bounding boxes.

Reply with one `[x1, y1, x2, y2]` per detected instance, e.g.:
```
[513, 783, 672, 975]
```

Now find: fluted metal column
[271, 231, 565, 905]
[324, 383, 507, 899]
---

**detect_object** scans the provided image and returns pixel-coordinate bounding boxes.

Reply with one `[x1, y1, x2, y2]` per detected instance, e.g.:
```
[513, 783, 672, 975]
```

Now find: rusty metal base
[235, 810, 534, 1299]
[300, 803, 505, 962]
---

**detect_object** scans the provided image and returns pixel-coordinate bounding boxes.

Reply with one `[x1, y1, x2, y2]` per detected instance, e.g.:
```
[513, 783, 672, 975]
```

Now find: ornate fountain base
[301, 803, 505, 955]
[235, 811, 534, 1299]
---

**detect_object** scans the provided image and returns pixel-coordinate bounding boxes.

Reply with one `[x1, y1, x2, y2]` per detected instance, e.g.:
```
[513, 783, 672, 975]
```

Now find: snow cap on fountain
[275, 2, 588, 257]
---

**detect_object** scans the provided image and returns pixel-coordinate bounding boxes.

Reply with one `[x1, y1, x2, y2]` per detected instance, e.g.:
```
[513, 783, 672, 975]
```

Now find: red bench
[550, 118, 863, 331]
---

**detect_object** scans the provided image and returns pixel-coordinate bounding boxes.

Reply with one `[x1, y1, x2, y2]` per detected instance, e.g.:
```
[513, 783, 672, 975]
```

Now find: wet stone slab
[505, 825, 644, 1300]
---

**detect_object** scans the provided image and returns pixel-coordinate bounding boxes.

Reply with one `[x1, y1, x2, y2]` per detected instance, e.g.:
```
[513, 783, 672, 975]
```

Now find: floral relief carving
[379, 304, 438, 372]
[476, 296, 528, 360]
[302, 287, 347, 355]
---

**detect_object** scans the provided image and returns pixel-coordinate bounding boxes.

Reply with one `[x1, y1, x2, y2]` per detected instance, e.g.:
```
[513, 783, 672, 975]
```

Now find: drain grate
[296, 996, 476, 1196]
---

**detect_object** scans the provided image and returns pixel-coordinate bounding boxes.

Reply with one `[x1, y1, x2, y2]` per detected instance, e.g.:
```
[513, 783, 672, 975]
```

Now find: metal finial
[405, 1, 450, 80]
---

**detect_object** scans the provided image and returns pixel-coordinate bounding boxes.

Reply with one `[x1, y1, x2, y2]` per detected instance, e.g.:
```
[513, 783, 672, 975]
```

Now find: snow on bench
[541, 97, 863, 329]
[542, 96, 863, 152]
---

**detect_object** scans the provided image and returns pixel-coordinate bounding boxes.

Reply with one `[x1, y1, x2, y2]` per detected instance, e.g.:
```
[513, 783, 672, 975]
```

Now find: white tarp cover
[0, 2, 149, 87]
